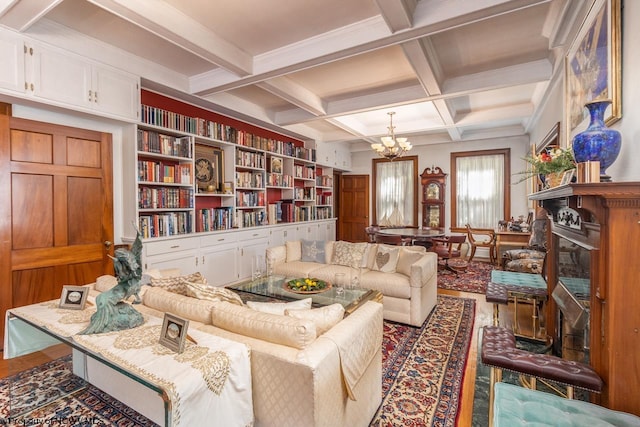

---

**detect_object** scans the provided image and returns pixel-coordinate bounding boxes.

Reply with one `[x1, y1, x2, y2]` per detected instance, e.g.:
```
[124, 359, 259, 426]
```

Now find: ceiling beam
[191, 0, 551, 95]
[87, 0, 253, 76]
[0, 0, 62, 31]
[374, 0, 417, 32]
[257, 77, 327, 116]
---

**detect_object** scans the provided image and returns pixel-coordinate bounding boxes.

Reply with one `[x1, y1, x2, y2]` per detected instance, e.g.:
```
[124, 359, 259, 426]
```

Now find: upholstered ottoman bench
[481, 326, 603, 425]
[488, 270, 548, 339]
[493, 382, 640, 427]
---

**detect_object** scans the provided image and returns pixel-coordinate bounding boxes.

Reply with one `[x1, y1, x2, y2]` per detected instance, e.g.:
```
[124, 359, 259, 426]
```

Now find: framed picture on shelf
[565, 0, 621, 144]
[159, 313, 189, 353]
[195, 145, 224, 192]
[270, 156, 283, 175]
[223, 181, 233, 194]
[59, 285, 89, 310]
[561, 169, 576, 186]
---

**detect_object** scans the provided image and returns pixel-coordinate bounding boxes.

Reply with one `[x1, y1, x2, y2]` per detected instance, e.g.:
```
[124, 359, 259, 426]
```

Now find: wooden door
[338, 175, 369, 242]
[0, 115, 114, 348]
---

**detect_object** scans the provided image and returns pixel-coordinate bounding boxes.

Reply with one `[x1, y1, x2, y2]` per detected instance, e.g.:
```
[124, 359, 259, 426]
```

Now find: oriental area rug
[370, 295, 476, 426]
[437, 260, 493, 294]
[1, 296, 474, 427]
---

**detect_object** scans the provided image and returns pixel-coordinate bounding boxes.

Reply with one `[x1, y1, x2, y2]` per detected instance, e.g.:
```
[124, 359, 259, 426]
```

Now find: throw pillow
[331, 241, 368, 269]
[372, 245, 400, 273]
[246, 297, 312, 315]
[396, 248, 424, 276]
[285, 303, 345, 335]
[183, 281, 244, 306]
[95, 275, 117, 292]
[150, 272, 207, 295]
[301, 239, 326, 263]
[286, 240, 302, 262]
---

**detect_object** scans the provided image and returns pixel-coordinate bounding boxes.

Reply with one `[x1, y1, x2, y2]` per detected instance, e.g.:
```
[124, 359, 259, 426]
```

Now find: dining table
[375, 227, 445, 239]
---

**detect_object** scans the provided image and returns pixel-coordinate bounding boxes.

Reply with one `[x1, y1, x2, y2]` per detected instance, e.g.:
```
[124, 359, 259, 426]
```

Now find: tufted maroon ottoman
[481, 326, 603, 427]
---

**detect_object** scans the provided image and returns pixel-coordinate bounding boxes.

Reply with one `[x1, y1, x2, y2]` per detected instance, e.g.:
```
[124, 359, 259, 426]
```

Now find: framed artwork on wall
[195, 145, 224, 192]
[270, 156, 283, 174]
[565, 0, 621, 144]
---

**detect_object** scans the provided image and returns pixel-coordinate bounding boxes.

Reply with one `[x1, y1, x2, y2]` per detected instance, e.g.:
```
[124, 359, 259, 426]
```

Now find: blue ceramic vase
[571, 99, 621, 182]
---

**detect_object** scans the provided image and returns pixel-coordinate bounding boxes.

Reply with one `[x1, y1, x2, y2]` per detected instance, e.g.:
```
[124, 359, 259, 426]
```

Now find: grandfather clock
[420, 166, 447, 229]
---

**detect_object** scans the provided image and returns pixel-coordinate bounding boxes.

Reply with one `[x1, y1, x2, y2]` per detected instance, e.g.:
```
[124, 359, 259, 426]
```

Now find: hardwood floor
[0, 265, 527, 427]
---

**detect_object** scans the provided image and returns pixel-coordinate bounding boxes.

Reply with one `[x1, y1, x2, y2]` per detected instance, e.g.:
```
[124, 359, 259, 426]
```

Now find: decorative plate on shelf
[284, 278, 331, 294]
[195, 158, 214, 183]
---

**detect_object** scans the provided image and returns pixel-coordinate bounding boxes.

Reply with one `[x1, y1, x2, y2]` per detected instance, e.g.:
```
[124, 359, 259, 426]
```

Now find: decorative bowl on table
[285, 278, 331, 294]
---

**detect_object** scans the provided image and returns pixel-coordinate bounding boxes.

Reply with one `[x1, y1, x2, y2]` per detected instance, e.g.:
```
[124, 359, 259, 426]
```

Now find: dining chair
[431, 234, 467, 273]
[465, 224, 497, 264]
[365, 225, 380, 243]
[374, 233, 412, 246]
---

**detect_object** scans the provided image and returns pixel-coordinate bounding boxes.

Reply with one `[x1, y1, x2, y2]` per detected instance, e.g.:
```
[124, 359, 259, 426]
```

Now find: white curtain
[376, 160, 414, 226]
[456, 154, 504, 228]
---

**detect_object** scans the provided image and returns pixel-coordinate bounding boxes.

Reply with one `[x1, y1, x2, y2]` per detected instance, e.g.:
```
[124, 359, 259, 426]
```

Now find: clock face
[195, 158, 214, 183]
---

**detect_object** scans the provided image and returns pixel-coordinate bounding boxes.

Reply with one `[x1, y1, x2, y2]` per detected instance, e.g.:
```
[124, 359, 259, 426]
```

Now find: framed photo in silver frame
[159, 313, 189, 353]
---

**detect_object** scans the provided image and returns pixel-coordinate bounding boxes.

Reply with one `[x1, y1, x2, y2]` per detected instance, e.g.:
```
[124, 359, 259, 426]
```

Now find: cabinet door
[237, 230, 270, 280]
[200, 243, 238, 286]
[0, 32, 25, 93]
[30, 43, 92, 108]
[93, 65, 139, 120]
[143, 250, 198, 275]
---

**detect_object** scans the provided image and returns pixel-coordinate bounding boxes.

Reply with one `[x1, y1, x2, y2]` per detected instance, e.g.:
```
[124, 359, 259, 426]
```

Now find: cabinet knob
[104, 241, 112, 249]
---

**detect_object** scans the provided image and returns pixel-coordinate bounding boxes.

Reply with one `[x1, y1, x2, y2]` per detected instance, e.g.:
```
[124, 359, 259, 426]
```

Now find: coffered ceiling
[0, 0, 585, 149]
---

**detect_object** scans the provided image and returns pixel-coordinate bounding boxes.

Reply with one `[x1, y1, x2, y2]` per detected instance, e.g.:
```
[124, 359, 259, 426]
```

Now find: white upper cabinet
[22, 39, 139, 121]
[0, 30, 25, 93]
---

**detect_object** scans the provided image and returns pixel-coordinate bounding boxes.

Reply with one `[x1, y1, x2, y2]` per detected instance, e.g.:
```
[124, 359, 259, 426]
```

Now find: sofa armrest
[409, 252, 438, 288]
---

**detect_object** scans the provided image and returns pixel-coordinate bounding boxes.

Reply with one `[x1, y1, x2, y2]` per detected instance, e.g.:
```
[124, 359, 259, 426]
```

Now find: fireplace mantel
[529, 182, 640, 416]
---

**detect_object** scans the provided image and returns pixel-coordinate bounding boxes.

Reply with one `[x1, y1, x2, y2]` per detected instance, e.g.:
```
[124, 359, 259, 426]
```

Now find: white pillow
[95, 275, 117, 292]
[372, 245, 400, 273]
[285, 303, 345, 335]
[246, 297, 312, 315]
[331, 241, 368, 268]
[396, 248, 424, 276]
[183, 281, 244, 306]
[286, 241, 302, 262]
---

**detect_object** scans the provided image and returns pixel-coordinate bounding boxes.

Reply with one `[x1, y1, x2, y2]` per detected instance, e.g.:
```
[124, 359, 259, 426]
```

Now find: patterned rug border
[372, 294, 476, 426]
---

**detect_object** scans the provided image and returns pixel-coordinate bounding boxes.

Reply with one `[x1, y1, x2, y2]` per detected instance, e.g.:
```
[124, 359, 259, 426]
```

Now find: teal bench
[493, 382, 640, 427]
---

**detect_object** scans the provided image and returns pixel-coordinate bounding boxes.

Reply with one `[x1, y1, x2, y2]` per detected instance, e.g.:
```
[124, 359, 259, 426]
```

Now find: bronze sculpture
[80, 230, 144, 334]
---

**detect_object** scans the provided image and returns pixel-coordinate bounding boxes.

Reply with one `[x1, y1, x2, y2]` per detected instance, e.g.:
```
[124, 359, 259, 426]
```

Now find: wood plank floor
[0, 268, 527, 427]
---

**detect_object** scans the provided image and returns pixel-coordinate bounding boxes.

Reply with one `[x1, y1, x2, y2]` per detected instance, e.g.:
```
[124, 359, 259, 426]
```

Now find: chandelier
[371, 112, 412, 160]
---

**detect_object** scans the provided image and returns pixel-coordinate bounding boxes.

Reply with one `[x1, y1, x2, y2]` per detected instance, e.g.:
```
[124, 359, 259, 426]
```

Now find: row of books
[266, 173, 293, 187]
[237, 210, 266, 228]
[268, 201, 317, 224]
[294, 187, 314, 201]
[138, 161, 192, 184]
[236, 190, 265, 207]
[137, 129, 192, 158]
[138, 212, 193, 238]
[316, 206, 333, 219]
[138, 187, 194, 209]
[141, 104, 316, 161]
[236, 150, 265, 169]
[316, 194, 333, 205]
[235, 171, 264, 188]
[316, 175, 333, 187]
[197, 207, 233, 232]
[294, 165, 315, 180]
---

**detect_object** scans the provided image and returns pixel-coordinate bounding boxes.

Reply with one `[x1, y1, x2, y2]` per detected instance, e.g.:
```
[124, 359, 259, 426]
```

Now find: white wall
[351, 135, 531, 230]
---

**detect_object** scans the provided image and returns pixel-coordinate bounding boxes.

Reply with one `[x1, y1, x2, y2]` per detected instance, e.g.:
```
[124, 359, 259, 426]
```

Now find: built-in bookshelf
[136, 128, 195, 238]
[135, 96, 334, 237]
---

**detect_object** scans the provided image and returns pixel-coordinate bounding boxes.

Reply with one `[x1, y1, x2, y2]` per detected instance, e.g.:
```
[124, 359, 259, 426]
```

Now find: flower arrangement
[515, 147, 576, 183]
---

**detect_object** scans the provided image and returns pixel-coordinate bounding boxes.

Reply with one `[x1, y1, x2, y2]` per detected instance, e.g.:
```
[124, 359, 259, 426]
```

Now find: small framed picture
[270, 156, 283, 174]
[561, 169, 576, 185]
[59, 285, 89, 310]
[223, 181, 233, 194]
[159, 313, 189, 353]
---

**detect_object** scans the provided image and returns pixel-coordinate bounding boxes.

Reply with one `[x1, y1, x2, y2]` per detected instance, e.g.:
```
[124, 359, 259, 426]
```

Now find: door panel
[0, 115, 113, 349]
[339, 175, 369, 242]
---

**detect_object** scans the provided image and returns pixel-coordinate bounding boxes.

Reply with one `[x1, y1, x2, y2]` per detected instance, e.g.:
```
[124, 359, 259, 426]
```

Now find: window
[451, 149, 510, 229]
[372, 156, 418, 226]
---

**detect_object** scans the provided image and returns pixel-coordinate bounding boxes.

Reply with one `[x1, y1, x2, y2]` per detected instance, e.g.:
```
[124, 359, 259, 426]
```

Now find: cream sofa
[90, 274, 384, 427]
[266, 240, 438, 327]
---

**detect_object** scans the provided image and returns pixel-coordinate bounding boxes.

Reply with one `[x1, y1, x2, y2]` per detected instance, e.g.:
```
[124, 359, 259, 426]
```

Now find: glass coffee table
[228, 275, 382, 315]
